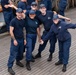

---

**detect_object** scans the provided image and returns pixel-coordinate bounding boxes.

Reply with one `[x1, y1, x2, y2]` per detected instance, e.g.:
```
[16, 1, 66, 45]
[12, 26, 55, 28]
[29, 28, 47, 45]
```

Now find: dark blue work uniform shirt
[24, 16, 39, 34]
[17, 1, 27, 10]
[35, 10, 42, 25]
[27, 0, 35, 6]
[10, 17, 25, 39]
[35, 10, 41, 17]
[43, 21, 76, 42]
[41, 0, 52, 10]
[1, 0, 12, 12]
[59, 0, 67, 11]
[38, 11, 54, 31]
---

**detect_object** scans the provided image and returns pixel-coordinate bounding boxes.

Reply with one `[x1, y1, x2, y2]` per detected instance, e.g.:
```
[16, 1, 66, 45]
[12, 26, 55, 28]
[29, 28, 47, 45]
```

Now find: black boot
[55, 61, 63, 65]
[35, 53, 41, 59]
[30, 55, 35, 62]
[47, 53, 53, 61]
[16, 61, 24, 67]
[8, 68, 15, 75]
[26, 61, 31, 71]
[30, 58, 35, 62]
[32, 55, 35, 59]
[62, 64, 67, 72]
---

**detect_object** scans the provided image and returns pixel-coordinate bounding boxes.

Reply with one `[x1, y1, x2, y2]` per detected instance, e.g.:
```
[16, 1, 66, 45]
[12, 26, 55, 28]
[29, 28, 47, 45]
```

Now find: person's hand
[13, 40, 18, 46]
[4, 5, 9, 8]
[8, 4, 18, 10]
[40, 40, 44, 45]
[66, 18, 71, 22]
[8, 4, 14, 8]
[24, 40, 27, 45]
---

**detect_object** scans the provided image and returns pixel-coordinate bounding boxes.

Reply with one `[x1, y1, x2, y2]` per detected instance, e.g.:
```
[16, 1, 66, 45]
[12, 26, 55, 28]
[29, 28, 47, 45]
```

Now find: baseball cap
[53, 14, 59, 20]
[16, 8, 23, 13]
[31, 2, 37, 6]
[39, 4, 46, 8]
[29, 10, 36, 14]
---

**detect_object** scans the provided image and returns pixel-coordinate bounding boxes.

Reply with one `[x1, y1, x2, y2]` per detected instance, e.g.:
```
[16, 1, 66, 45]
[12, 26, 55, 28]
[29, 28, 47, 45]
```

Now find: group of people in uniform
[1, 0, 76, 75]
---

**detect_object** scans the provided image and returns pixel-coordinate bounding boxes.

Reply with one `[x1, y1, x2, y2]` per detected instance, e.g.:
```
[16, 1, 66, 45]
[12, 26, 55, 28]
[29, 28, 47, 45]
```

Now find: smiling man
[7, 8, 26, 75]
[40, 14, 76, 72]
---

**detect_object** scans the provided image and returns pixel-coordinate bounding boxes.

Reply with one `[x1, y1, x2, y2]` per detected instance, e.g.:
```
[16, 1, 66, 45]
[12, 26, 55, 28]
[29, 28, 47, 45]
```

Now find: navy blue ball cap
[16, 8, 23, 13]
[39, 4, 46, 8]
[53, 14, 59, 20]
[31, 2, 37, 6]
[29, 10, 36, 14]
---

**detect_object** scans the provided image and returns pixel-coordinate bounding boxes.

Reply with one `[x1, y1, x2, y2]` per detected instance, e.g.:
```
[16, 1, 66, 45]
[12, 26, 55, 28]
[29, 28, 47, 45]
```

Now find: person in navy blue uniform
[23, 10, 40, 71]
[35, 4, 71, 61]
[58, 0, 67, 16]
[17, 0, 27, 13]
[26, 2, 41, 17]
[7, 8, 26, 75]
[41, 0, 52, 10]
[27, 0, 38, 10]
[40, 14, 76, 72]
[18, 2, 41, 57]
[1, 0, 14, 31]
[28, 2, 41, 25]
